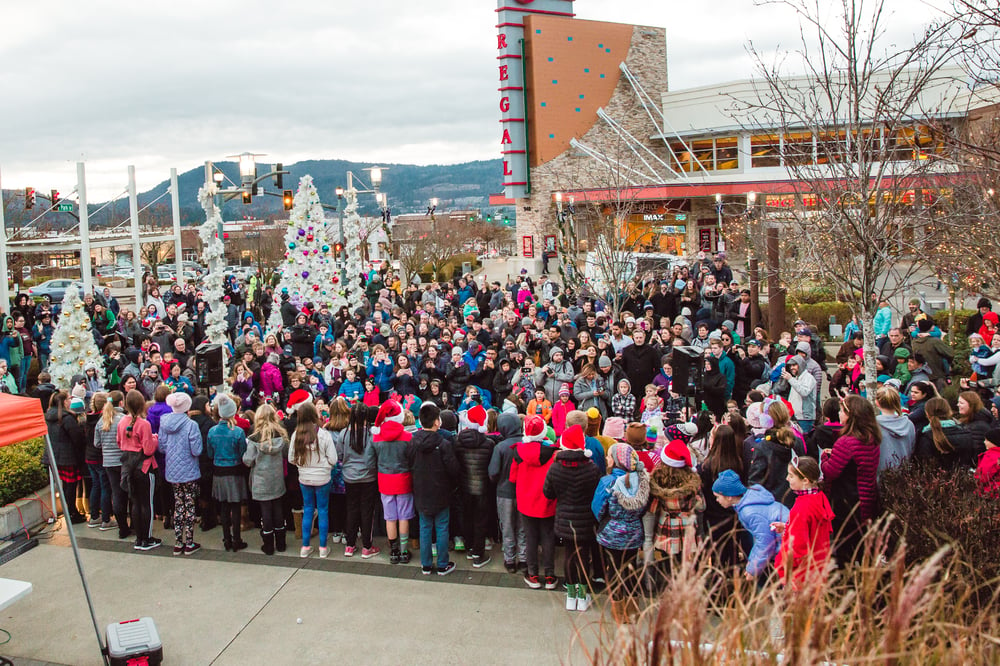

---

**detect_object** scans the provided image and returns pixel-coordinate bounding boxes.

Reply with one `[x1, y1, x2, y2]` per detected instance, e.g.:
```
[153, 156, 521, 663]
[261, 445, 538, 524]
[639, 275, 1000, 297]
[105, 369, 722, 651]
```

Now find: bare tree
[740, 0, 966, 398]
[393, 214, 467, 282]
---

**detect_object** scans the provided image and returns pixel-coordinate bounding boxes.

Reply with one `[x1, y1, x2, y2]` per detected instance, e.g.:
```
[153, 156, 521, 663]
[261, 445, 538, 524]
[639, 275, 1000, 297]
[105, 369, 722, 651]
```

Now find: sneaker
[524, 574, 542, 589]
[70, 514, 87, 525]
[185, 542, 202, 556]
[87, 517, 102, 528]
[331, 532, 344, 544]
[566, 584, 578, 611]
[173, 544, 185, 556]
[576, 584, 592, 612]
[504, 561, 517, 574]
[361, 546, 381, 559]
[437, 561, 457, 576]
[453, 536, 466, 552]
[99, 520, 118, 531]
[485, 538, 493, 550]
[390, 549, 401, 565]
[344, 546, 356, 558]
[466, 551, 476, 560]
[422, 565, 433, 575]
[300, 546, 313, 558]
[472, 554, 492, 569]
[318, 547, 330, 559]
[400, 550, 411, 564]
[544, 575, 559, 590]
[147, 537, 162, 550]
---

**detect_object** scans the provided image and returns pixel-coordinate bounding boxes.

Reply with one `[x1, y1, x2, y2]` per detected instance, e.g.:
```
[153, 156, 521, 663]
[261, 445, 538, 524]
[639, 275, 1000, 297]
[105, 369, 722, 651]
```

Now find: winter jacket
[116, 415, 158, 473]
[365, 436, 413, 495]
[964, 409, 995, 458]
[206, 423, 248, 469]
[290, 324, 316, 359]
[538, 359, 575, 403]
[915, 421, 977, 471]
[911, 335, 954, 382]
[95, 408, 126, 468]
[43, 407, 86, 468]
[157, 412, 203, 483]
[543, 449, 602, 540]
[748, 429, 805, 508]
[573, 375, 611, 418]
[406, 429, 460, 515]
[593, 468, 650, 550]
[509, 440, 559, 518]
[975, 448, 1000, 498]
[146, 400, 171, 435]
[648, 466, 705, 555]
[366, 358, 395, 393]
[330, 429, 376, 484]
[876, 414, 915, 473]
[734, 485, 790, 576]
[260, 362, 283, 400]
[288, 427, 338, 486]
[550, 399, 575, 436]
[786, 365, 818, 422]
[487, 413, 525, 500]
[620, 342, 659, 399]
[244, 435, 288, 501]
[821, 434, 880, 524]
[702, 357, 728, 417]
[775, 490, 835, 588]
[454, 428, 495, 496]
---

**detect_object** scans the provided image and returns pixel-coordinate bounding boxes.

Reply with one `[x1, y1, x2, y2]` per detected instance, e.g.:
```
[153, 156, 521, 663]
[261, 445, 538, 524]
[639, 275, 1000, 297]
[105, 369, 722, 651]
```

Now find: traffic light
[283, 190, 293, 210]
[223, 232, 230, 240]
[486, 214, 492, 222]
[242, 191, 252, 204]
[275, 163, 283, 189]
[50, 189, 59, 209]
[333, 242, 344, 255]
[24, 187, 34, 210]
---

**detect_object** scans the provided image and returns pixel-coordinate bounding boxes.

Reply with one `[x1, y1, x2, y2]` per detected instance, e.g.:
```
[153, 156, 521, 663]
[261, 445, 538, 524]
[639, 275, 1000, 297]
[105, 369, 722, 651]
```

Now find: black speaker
[671, 345, 704, 396]
[195, 343, 224, 387]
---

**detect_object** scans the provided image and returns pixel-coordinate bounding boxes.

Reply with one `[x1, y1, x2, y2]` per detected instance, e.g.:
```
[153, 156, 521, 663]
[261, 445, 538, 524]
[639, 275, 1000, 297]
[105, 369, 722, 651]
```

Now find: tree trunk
[861, 310, 878, 404]
[947, 286, 957, 345]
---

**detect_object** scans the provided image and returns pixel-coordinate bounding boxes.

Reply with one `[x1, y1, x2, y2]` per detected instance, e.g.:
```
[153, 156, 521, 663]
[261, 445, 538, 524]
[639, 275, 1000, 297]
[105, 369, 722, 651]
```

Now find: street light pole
[336, 186, 346, 284]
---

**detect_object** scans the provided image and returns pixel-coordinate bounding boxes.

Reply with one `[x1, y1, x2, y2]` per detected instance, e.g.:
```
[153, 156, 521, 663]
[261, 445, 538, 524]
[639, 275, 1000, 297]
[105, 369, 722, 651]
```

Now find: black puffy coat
[747, 428, 806, 508]
[43, 407, 86, 468]
[406, 429, 460, 515]
[454, 428, 495, 496]
[542, 449, 602, 540]
[915, 423, 977, 471]
[289, 324, 315, 359]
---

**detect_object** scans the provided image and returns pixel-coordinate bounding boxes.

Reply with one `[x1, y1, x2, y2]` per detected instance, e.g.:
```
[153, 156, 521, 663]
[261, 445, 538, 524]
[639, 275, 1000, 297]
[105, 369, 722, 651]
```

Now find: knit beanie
[603, 416, 627, 441]
[608, 443, 640, 473]
[216, 394, 237, 420]
[625, 422, 647, 448]
[586, 407, 602, 437]
[69, 397, 86, 413]
[166, 391, 192, 414]
[558, 383, 571, 397]
[712, 469, 747, 497]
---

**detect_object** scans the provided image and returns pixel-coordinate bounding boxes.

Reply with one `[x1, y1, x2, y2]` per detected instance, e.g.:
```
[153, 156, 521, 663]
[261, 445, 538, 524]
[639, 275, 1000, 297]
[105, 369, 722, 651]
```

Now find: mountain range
[2, 158, 505, 228]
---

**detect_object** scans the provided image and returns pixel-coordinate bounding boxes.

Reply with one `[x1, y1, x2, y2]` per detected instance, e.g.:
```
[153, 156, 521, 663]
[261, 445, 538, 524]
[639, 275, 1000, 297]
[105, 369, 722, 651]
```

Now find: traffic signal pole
[77, 162, 93, 295]
[0, 168, 9, 312]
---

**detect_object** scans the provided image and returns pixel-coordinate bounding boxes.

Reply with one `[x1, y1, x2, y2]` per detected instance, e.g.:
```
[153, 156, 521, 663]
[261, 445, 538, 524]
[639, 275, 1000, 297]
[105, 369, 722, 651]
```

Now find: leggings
[258, 498, 284, 533]
[127, 469, 155, 542]
[172, 481, 199, 546]
[344, 481, 378, 549]
[220, 501, 242, 544]
[105, 466, 130, 536]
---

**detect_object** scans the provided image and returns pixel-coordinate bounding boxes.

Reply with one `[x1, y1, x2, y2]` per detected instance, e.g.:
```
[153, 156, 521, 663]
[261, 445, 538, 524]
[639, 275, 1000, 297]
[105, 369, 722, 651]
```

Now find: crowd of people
[8, 252, 1000, 614]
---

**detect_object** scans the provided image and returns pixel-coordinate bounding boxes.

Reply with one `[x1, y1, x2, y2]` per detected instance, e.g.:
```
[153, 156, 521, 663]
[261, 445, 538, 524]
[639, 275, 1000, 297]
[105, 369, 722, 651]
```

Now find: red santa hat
[660, 439, 693, 469]
[558, 424, 591, 457]
[286, 389, 313, 412]
[460, 405, 488, 433]
[523, 415, 547, 442]
[371, 400, 409, 442]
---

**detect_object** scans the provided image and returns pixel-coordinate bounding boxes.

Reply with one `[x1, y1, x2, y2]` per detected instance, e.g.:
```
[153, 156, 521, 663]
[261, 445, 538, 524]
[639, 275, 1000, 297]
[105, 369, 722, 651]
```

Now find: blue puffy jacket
[734, 484, 789, 576]
[366, 358, 394, 393]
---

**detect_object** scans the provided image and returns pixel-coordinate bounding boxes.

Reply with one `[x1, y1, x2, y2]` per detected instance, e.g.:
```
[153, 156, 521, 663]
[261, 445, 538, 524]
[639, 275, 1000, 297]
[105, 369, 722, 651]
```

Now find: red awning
[0, 393, 47, 448]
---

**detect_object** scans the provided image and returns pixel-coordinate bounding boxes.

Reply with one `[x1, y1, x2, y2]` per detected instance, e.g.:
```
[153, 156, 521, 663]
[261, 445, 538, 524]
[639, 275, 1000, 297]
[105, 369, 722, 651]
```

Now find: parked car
[28, 279, 107, 305]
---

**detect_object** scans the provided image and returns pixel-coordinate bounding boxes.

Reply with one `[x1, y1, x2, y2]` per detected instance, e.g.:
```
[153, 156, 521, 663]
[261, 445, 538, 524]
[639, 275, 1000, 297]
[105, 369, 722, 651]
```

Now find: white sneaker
[319, 546, 330, 559]
[566, 586, 578, 611]
[576, 585, 592, 612]
[300, 546, 313, 558]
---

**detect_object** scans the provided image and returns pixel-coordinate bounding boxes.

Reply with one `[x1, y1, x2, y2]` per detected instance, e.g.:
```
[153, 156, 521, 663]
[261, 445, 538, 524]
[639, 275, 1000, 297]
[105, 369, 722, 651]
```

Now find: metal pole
[128, 166, 143, 309]
[766, 225, 785, 341]
[338, 194, 346, 283]
[0, 167, 9, 313]
[749, 256, 760, 333]
[170, 168, 183, 280]
[78, 162, 93, 295]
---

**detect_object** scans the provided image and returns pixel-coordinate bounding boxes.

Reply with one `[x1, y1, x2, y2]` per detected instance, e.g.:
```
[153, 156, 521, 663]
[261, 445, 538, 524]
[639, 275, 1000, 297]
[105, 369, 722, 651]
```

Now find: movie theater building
[493, 1, 981, 273]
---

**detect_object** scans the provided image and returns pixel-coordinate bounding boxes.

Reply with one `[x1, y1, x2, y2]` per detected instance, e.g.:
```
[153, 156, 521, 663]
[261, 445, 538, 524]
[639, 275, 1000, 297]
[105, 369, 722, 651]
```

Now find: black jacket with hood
[454, 426, 495, 496]
[487, 413, 525, 499]
[406, 429, 460, 515]
[43, 405, 86, 468]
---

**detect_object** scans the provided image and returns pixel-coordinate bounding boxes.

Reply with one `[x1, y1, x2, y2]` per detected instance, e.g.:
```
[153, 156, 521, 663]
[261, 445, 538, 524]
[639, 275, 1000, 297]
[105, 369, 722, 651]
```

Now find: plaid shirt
[652, 491, 706, 556]
[612, 392, 636, 420]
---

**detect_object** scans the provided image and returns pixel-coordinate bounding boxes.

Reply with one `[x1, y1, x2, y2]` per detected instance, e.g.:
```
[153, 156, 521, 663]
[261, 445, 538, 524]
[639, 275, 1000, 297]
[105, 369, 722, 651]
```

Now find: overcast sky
[0, 0, 943, 201]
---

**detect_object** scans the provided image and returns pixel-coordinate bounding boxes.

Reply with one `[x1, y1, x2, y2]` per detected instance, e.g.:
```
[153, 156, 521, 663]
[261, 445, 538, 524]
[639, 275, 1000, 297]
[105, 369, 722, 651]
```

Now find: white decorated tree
[48, 288, 105, 389]
[197, 185, 230, 345]
[268, 176, 336, 332]
[341, 188, 369, 315]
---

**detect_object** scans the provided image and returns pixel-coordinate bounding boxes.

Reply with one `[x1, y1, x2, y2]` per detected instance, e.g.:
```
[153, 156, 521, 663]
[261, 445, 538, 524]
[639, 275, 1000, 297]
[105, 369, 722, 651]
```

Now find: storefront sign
[496, 0, 575, 199]
[522, 235, 535, 258]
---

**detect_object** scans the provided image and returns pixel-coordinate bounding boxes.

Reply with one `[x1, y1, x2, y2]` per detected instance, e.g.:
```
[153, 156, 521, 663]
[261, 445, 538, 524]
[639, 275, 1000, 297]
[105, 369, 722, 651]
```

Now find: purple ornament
[302, 270, 310, 279]
[298, 229, 306, 237]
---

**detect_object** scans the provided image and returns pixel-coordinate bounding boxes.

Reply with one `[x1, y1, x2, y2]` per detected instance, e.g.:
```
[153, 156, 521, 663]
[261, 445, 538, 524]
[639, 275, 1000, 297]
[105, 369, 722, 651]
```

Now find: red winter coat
[821, 434, 880, 524]
[976, 448, 1000, 498]
[776, 490, 835, 589]
[509, 440, 558, 518]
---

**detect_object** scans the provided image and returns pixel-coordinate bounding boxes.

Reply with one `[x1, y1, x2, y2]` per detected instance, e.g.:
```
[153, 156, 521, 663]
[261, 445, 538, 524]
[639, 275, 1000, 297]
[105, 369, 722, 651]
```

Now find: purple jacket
[147, 400, 172, 435]
[652, 369, 672, 395]
[260, 362, 283, 399]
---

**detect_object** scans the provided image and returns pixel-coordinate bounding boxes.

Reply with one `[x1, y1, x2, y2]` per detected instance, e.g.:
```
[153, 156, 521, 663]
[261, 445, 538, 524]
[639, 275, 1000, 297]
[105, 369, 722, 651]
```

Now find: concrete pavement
[0, 521, 598, 665]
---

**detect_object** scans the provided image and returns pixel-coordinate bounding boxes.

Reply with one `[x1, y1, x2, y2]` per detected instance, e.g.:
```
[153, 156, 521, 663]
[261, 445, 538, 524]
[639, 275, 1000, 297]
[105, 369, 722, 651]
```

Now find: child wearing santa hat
[364, 400, 414, 564]
[509, 415, 558, 590]
[645, 440, 705, 582]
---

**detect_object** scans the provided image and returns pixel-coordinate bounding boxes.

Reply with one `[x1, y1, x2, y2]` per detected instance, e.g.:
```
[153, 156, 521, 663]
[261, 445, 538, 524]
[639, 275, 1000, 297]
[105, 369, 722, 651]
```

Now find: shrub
[936, 308, 976, 334]
[788, 285, 839, 304]
[0, 438, 48, 507]
[786, 301, 854, 332]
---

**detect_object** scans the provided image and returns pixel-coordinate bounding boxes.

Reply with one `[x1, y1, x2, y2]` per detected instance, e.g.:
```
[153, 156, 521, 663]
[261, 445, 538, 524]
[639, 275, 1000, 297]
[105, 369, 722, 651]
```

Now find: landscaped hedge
[0, 438, 48, 507]
[785, 300, 854, 334]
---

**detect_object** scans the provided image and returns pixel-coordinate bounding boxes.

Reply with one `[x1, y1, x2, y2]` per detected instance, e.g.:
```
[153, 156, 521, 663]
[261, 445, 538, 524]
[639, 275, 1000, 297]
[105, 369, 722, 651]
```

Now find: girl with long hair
[748, 400, 804, 508]
[329, 400, 381, 557]
[915, 396, 976, 470]
[289, 401, 339, 558]
[699, 424, 746, 569]
[206, 394, 249, 552]
[820, 394, 881, 565]
[245, 404, 289, 555]
[117, 389, 161, 550]
[96, 391, 129, 538]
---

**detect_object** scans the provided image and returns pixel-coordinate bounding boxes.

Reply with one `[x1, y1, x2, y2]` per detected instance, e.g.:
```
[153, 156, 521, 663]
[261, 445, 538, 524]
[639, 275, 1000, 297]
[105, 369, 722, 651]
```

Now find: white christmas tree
[342, 188, 368, 315]
[48, 288, 105, 389]
[197, 185, 229, 345]
[268, 175, 337, 332]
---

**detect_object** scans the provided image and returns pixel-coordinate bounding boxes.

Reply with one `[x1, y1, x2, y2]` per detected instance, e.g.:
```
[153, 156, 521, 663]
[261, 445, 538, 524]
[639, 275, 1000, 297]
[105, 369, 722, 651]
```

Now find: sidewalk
[0, 522, 594, 665]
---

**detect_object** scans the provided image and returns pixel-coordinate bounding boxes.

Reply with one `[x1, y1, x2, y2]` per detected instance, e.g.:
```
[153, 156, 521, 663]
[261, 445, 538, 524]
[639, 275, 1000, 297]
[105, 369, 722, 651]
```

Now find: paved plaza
[0, 523, 596, 665]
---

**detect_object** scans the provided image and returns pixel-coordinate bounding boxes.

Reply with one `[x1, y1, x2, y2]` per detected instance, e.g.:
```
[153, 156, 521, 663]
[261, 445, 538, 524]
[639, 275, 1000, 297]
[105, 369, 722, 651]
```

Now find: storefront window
[783, 131, 814, 167]
[715, 137, 739, 170]
[751, 134, 781, 167]
[668, 136, 741, 172]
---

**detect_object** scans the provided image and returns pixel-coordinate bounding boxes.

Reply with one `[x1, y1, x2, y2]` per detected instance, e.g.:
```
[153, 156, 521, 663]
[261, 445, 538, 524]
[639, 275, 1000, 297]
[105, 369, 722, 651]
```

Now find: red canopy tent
[0, 393, 109, 664]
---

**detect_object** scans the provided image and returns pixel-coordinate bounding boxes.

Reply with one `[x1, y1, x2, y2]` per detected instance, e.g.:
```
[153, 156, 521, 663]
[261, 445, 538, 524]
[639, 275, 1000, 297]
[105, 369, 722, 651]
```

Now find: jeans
[497, 497, 527, 564]
[88, 462, 111, 522]
[522, 515, 555, 577]
[797, 419, 814, 435]
[301, 480, 332, 548]
[38, 354, 49, 373]
[17, 360, 30, 394]
[344, 481, 378, 549]
[105, 466, 130, 537]
[419, 508, 450, 569]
